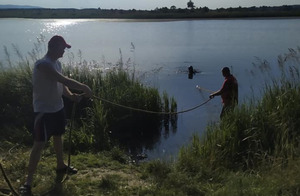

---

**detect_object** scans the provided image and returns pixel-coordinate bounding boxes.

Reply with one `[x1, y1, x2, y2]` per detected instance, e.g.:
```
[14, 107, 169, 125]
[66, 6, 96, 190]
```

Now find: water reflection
[163, 113, 178, 139]
[41, 19, 79, 34]
[110, 111, 178, 158]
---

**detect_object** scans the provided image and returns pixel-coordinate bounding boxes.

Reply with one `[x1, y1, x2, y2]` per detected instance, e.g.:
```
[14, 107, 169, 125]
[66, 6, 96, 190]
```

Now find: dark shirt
[220, 74, 238, 106]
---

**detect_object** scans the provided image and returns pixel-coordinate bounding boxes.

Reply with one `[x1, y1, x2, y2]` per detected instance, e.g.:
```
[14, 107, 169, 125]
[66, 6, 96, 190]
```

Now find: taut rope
[92, 95, 212, 115]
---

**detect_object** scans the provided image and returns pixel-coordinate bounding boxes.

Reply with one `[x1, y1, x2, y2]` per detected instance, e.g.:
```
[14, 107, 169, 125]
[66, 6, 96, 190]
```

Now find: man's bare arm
[38, 63, 93, 97]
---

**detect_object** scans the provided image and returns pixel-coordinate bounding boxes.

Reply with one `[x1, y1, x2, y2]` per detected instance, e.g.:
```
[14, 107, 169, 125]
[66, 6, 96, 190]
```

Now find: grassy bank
[1, 47, 300, 195]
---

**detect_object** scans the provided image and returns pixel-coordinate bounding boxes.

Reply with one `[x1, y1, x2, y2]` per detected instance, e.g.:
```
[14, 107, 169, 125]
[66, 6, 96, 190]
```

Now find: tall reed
[177, 47, 300, 172]
[0, 44, 177, 152]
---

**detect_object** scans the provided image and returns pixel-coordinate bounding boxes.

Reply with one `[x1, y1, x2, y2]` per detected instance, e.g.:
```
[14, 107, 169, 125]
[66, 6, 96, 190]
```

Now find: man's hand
[209, 94, 215, 99]
[82, 84, 93, 98]
[71, 93, 84, 103]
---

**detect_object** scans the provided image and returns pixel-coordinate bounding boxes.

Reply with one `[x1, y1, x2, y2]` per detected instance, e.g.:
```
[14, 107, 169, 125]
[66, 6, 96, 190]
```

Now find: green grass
[0, 143, 153, 196]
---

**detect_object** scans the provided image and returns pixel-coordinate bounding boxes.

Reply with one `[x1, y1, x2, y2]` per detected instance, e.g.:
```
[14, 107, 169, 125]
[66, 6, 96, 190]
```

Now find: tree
[187, 0, 195, 9]
[203, 6, 209, 12]
[170, 5, 176, 10]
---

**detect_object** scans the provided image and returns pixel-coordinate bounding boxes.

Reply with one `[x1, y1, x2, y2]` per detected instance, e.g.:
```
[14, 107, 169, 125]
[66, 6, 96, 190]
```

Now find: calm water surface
[1, 18, 300, 159]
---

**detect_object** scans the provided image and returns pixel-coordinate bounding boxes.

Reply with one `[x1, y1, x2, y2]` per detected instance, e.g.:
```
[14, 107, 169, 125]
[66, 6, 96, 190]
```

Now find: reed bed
[0, 46, 177, 152]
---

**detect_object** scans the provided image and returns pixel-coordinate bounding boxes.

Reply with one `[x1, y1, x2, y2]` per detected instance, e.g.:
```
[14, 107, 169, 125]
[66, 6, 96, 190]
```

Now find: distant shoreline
[0, 17, 299, 22]
[0, 5, 300, 19]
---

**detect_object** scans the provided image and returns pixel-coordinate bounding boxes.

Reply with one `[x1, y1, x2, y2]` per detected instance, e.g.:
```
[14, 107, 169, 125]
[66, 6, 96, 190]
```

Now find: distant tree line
[0, 5, 299, 19]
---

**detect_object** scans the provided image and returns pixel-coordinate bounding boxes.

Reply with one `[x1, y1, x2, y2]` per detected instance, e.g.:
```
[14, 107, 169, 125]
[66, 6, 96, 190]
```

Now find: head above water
[222, 67, 231, 77]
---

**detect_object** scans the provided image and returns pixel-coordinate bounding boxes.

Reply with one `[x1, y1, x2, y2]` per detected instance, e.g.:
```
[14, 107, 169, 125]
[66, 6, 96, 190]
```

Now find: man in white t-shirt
[19, 35, 93, 195]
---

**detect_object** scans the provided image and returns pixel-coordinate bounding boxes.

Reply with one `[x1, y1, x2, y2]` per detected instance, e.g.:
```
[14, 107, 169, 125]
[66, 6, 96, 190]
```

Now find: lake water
[1, 18, 300, 160]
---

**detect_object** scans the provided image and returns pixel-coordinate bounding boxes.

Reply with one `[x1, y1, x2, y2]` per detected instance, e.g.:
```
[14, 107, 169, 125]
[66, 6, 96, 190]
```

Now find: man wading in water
[209, 67, 238, 119]
[19, 35, 93, 195]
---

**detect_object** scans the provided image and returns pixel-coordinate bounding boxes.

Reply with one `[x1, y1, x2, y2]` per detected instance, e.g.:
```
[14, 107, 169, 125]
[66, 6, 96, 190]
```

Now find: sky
[0, 0, 299, 10]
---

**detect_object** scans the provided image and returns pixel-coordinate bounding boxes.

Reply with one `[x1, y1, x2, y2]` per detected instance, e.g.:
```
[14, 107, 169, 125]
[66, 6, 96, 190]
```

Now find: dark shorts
[33, 108, 66, 142]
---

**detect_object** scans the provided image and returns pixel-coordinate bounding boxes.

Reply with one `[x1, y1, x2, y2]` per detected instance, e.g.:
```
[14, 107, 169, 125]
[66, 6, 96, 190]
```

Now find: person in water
[19, 35, 93, 196]
[188, 66, 200, 79]
[209, 67, 238, 119]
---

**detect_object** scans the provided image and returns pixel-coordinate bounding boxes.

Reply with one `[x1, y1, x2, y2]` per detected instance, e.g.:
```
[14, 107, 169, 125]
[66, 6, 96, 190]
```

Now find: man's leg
[53, 135, 78, 174]
[220, 105, 226, 119]
[25, 141, 46, 186]
[220, 105, 235, 119]
[53, 135, 66, 169]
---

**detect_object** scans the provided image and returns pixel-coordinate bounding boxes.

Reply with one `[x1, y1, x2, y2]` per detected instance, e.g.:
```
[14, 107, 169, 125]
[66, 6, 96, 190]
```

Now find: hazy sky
[0, 0, 299, 10]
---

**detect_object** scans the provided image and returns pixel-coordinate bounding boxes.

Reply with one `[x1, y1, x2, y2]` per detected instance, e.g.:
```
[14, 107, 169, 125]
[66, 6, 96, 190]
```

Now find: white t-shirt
[33, 56, 64, 113]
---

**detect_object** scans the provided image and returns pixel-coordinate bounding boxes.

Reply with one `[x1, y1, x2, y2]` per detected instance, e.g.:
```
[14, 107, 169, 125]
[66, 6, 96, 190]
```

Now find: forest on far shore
[0, 5, 300, 19]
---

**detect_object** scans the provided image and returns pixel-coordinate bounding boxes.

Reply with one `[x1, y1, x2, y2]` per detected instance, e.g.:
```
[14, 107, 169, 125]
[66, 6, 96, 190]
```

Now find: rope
[68, 102, 76, 170]
[61, 101, 76, 183]
[0, 162, 19, 196]
[92, 95, 212, 115]
[196, 85, 214, 93]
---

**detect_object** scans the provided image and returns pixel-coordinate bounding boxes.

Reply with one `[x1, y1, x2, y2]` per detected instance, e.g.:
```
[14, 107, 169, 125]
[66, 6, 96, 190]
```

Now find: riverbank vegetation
[0, 5, 300, 19]
[1, 47, 300, 195]
[0, 46, 177, 153]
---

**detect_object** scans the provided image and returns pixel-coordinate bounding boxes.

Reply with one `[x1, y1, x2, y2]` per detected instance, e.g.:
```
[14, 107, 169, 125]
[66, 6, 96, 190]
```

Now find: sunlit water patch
[40, 19, 80, 34]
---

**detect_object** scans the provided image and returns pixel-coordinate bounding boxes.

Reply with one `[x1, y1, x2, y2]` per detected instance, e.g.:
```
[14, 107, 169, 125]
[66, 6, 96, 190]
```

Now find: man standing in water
[19, 35, 93, 195]
[209, 67, 238, 119]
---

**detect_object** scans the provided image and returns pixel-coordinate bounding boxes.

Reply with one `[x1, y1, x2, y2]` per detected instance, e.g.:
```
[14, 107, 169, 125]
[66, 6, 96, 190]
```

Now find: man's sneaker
[19, 184, 32, 196]
[56, 165, 78, 175]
